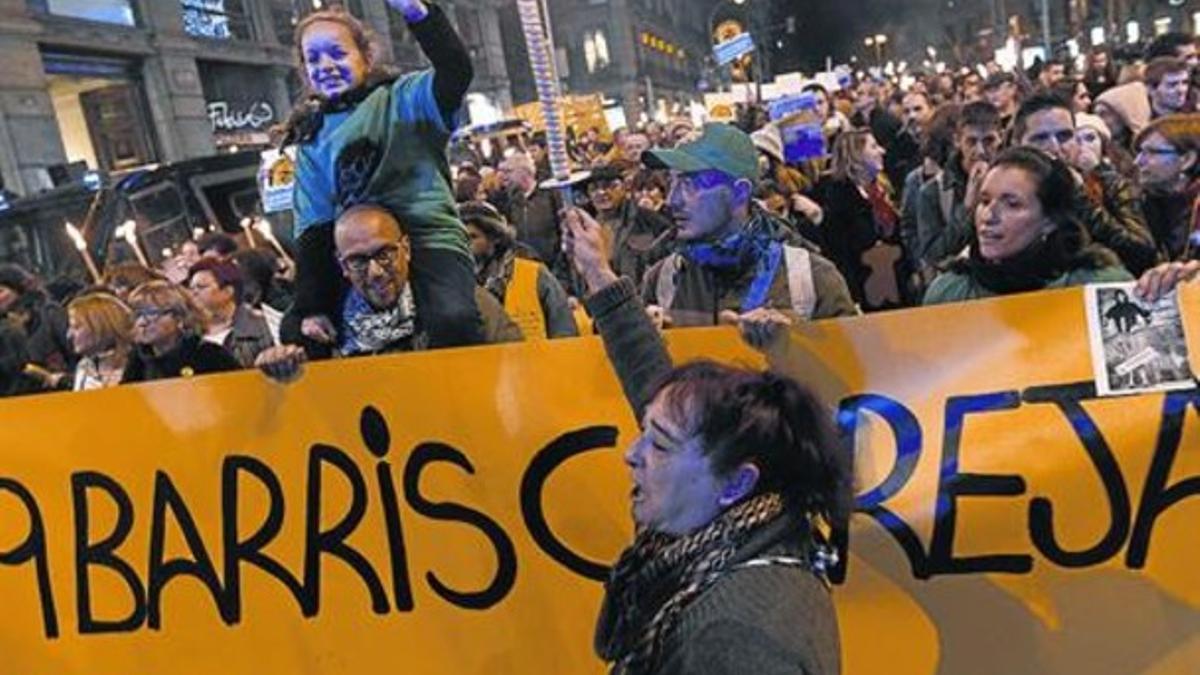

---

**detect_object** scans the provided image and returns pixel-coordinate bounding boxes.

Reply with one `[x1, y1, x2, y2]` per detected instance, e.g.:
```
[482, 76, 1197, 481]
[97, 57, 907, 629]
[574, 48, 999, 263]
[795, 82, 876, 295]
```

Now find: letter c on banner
[520, 426, 619, 582]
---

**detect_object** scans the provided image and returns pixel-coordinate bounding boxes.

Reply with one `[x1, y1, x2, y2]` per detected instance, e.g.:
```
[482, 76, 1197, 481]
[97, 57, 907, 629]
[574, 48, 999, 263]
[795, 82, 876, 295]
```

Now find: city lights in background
[1126, 20, 1140, 44]
[1154, 17, 1172, 37]
[1090, 27, 1105, 46]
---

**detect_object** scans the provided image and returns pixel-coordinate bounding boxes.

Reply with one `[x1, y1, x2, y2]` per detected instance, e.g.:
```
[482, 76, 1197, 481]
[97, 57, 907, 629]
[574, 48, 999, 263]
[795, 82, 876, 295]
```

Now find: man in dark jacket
[635, 124, 857, 327]
[916, 101, 1004, 268]
[499, 150, 562, 268]
[585, 163, 673, 286]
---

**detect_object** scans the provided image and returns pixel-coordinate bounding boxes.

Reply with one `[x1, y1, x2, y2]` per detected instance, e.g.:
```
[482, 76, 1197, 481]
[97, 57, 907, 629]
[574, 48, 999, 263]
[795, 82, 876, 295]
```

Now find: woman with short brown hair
[121, 281, 238, 383]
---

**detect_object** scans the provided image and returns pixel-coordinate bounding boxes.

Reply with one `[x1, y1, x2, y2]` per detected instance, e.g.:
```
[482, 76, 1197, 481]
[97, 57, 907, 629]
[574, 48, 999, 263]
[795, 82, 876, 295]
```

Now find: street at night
[0, 0, 1198, 673]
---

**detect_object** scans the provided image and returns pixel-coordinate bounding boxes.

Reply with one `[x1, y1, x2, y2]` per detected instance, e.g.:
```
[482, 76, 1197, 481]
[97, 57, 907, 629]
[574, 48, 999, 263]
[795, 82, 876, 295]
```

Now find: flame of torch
[253, 218, 294, 265]
[119, 220, 150, 267]
[65, 221, 101, 283]
[240, 217, 258, 248]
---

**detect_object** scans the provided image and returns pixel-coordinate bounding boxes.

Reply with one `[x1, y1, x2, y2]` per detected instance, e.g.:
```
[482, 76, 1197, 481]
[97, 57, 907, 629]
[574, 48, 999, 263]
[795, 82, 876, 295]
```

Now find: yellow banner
[1, 287, 1198, 674]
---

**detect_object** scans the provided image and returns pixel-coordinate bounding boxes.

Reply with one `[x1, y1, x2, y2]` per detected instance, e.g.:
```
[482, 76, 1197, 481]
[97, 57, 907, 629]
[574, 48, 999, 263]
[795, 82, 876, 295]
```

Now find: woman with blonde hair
[121, 281, 238, 383]
[811, 129, 901, 311]
[66, 293, 134, 391]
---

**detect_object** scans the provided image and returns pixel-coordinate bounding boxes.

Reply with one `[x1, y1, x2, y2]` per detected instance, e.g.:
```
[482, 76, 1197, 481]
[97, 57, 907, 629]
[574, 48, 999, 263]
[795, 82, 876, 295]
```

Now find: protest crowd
[2, 0, 1200, 672]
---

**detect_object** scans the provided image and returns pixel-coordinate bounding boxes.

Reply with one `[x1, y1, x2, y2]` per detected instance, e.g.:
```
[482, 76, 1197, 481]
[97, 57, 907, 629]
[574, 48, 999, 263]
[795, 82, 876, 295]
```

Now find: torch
[118, 220, 149, 267]
[240, 217, 259, 248]
[64, 221, 102, 284]
[253, 217, 294, 266]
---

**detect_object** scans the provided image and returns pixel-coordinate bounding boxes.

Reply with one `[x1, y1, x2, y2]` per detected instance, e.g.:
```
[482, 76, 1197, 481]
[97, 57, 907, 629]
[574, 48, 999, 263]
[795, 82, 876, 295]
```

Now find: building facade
[502, 0, 711, 128]
[0, 0, 513, 197]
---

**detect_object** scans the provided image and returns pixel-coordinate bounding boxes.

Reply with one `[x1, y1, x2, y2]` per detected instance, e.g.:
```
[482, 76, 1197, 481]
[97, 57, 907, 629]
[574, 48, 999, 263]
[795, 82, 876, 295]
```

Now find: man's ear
[731, 178, 755, 206]
[1181, 150, 1198, 175]
[718, 462, 761, 507]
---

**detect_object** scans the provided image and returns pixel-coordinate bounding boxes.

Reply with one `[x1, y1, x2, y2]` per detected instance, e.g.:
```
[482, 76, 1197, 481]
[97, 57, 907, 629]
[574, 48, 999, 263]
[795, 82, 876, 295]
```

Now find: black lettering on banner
[1127, 388, 1200, 569]
[928, 392, 1033, 575]
[404, 443, 517, 610]
[360, 406, 415, 612]
[1022, 383, 1131, 568]
[834, 394, 928, 583]
[303, 444, 390, 616]
[520, 427, 619, 583]
[222, 456, 307, 623]
[0, 478, 58, 638]
[147, 472, 229, 629]
[71, 471, 147, 634]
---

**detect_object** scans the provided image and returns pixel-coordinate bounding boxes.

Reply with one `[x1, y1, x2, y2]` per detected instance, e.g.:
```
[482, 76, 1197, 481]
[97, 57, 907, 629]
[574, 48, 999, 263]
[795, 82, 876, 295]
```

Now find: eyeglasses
[131, 307, 175, 323]
[1138, 146, 1180, 157]
[340, 243, 402, 276]
[670, 170, 733, 198]
[587, 179, 624, 194]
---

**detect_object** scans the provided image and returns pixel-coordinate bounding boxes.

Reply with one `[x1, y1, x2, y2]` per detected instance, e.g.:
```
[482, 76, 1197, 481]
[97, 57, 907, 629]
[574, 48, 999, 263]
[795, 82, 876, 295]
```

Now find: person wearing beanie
[636, 123, 856, 327]
[750, 123, 813, 199]
[460, 201, 578, 339]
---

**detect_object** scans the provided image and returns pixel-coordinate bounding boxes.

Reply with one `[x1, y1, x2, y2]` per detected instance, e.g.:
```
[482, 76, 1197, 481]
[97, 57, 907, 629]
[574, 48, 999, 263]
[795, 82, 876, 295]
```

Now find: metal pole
[1039, 0, 1052, 53]
[645, 75, 655, 123]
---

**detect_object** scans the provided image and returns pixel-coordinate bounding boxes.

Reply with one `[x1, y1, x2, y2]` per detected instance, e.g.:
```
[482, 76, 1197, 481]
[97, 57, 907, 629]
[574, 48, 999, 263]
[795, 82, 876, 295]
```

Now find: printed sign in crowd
[0, 286, 1197, 674]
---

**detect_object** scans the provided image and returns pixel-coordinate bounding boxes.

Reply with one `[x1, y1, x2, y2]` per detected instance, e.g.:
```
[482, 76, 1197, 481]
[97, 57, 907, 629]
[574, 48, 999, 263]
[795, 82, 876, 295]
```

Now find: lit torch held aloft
[64, 221, 101, 283]
[118, 220, 149, 267]
[253, 218, 293, 266]
[240, 217, 259, 249]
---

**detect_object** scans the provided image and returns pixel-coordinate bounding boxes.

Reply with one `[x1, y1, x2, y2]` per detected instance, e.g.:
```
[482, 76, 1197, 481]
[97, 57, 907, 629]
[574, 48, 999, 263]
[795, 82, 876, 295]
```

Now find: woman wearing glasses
[1135, 114, 1200, 261]
[121, 281, 239, 383]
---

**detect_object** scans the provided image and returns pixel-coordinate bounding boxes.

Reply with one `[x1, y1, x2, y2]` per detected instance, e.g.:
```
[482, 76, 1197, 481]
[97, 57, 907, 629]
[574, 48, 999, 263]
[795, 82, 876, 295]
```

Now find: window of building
[181, 0, 253, 41]
[583, 29, 610, 74]
[30, 0, 136, 26]
[42, 51, 159, 173]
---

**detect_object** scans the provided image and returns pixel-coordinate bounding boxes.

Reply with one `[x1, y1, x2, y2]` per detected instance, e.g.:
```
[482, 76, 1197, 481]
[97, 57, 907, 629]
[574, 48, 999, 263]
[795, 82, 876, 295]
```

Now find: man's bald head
[335, 203, 405, 255]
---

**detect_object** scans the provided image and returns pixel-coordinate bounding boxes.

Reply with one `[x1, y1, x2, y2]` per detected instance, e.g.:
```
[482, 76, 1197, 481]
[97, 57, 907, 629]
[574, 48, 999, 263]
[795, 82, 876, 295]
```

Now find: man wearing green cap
[636, 123, 856, 327]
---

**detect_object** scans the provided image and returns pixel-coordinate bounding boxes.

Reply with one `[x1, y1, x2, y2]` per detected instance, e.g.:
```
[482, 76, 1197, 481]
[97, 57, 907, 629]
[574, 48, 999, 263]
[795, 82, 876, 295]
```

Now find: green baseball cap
[642, 123, 759, 182]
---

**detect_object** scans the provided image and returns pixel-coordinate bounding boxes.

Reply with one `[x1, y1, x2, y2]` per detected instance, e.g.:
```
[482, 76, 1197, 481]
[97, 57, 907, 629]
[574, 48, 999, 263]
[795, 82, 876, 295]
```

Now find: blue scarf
[680, 230, 784, 313]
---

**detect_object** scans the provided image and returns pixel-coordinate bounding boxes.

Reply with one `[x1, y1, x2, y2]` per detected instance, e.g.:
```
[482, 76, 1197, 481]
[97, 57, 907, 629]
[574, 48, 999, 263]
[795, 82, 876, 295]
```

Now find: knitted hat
[1074, 112, 1112, 143]
[1094, 81, 1151, 136]
[458, 201, 515, 247]
[750, 124, 785, 164]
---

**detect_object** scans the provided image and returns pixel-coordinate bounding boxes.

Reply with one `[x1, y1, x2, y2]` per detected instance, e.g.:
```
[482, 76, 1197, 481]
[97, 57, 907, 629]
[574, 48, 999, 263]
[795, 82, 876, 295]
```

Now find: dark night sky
[763, 0, 952, 72]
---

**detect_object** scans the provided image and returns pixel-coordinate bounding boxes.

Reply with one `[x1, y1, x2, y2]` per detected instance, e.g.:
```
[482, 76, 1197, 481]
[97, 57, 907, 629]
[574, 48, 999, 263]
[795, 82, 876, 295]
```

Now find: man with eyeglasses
[916, 101, 1004, 268]
[584, 163, 672, 286]
[1013, 92, 1158, 275]
[257, 203, 522, 381]
[623, 123, 855, 328]
[1135, 114, 1200, 261]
